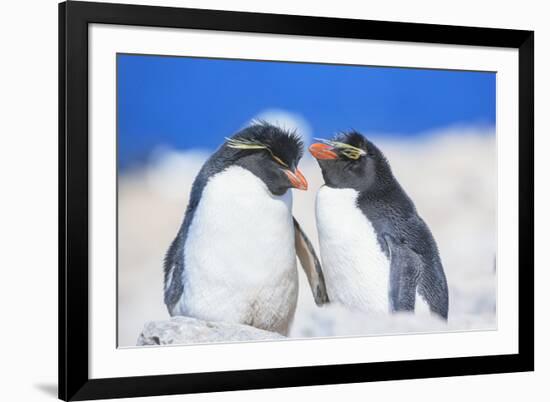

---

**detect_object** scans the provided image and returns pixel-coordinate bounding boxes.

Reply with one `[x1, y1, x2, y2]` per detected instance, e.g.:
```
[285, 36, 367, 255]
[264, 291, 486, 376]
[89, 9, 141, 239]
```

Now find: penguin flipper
[384, 234, 420, 313]
[163, 176, 205, 315]
[384, 233, 449, 320]
[293, 217, 329, 305]
[163, 231, 186, 315]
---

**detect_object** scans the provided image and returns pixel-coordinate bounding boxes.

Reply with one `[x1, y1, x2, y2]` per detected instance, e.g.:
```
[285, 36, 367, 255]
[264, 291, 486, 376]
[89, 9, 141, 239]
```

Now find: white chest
[315, 186, 390, 313]
[178, 166, 298, 333]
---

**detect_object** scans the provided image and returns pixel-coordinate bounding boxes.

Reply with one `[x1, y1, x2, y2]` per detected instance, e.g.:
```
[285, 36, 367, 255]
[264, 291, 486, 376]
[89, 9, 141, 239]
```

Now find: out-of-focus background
[117, 54, 496, 347]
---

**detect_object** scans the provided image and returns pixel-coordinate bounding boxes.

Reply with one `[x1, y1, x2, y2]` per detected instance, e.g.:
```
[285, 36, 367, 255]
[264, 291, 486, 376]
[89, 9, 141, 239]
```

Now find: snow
[117, 127, 496, 347]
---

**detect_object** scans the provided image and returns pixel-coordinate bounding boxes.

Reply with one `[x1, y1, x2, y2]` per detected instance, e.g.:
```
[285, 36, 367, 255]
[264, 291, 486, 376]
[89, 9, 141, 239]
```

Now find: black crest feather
[333, 131, 369, 152]
[227, 122, 304, 169]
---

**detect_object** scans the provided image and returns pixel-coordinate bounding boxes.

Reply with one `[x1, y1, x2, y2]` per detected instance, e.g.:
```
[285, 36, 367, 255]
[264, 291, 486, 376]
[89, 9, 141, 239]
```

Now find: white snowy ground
[117, 127, 496, 347]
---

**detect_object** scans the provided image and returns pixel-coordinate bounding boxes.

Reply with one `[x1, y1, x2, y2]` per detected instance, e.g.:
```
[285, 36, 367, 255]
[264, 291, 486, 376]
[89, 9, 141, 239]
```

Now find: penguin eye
[272, 154, 289, 168]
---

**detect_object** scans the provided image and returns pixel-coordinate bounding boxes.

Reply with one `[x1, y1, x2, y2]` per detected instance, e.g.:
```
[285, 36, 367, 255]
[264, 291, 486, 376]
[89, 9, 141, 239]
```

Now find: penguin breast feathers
[179, 166, 298, 328]
[315, 185, 391, 313]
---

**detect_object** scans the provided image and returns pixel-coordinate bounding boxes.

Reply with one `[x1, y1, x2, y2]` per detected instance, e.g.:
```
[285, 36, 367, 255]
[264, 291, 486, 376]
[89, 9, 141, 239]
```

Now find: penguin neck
[352, 156, 399, 198]
[360, 176, 397, 199]
[209, 165, 293, 208]
[356, 172, 416, 219]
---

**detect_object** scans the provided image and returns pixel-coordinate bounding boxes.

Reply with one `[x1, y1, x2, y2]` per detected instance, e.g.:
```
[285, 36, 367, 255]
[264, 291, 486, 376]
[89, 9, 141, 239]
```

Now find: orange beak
[309, 143, 338, 160]
[284, 168, 308, 190]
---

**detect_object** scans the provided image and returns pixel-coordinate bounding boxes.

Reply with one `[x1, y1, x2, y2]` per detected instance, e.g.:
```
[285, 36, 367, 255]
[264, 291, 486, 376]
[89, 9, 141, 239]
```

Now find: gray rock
[137, 316, 285, 346]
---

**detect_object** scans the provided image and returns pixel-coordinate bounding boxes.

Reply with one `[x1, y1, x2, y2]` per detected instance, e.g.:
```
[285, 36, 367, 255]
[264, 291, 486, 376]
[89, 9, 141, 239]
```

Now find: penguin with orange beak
[309, 132, 448, 319]
[164, 123, 328, 335]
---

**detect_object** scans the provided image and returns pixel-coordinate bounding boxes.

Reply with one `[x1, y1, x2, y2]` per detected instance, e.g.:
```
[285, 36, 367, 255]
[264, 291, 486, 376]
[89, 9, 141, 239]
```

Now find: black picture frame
[59, 1, 534, 400]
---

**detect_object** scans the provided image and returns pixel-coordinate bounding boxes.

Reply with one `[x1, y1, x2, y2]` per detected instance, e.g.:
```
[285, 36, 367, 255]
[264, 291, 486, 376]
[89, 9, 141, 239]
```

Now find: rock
[137, 316, 285, 346]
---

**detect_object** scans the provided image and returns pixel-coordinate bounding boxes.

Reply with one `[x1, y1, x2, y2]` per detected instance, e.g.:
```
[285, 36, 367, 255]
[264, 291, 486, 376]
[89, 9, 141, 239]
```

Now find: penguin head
[222, 123, 307, 196]
[309, 131, 392, 191]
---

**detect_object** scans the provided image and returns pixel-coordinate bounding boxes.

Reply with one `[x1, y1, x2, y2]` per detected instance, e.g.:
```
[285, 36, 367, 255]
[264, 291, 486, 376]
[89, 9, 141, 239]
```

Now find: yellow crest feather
[224, 137, 288, 167]
[314, 138, 366, 160]
[224, 137, 268, 150]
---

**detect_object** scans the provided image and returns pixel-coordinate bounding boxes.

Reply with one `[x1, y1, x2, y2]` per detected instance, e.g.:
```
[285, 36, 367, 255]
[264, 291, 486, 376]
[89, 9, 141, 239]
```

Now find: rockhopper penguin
[309, 132, 448, 319]
[164, 123, 329, 335]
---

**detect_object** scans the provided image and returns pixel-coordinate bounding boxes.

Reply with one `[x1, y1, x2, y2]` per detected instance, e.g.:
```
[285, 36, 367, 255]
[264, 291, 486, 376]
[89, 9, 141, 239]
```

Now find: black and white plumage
[309, 132, 448, 319]
[164, 123, 328, 335]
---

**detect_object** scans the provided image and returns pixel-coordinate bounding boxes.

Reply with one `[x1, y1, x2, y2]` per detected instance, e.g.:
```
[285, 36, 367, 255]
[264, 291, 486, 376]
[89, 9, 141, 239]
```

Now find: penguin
[164, 122, 329, 336]
[309, 132, 448, 319]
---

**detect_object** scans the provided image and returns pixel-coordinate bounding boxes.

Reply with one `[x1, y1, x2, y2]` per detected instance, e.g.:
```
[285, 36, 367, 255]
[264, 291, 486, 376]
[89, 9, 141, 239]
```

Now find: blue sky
[117, 54, 495, 169]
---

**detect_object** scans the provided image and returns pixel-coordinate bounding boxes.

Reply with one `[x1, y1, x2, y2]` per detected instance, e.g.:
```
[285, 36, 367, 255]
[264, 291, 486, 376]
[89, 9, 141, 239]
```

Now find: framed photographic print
[59, 1, 534, 400]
